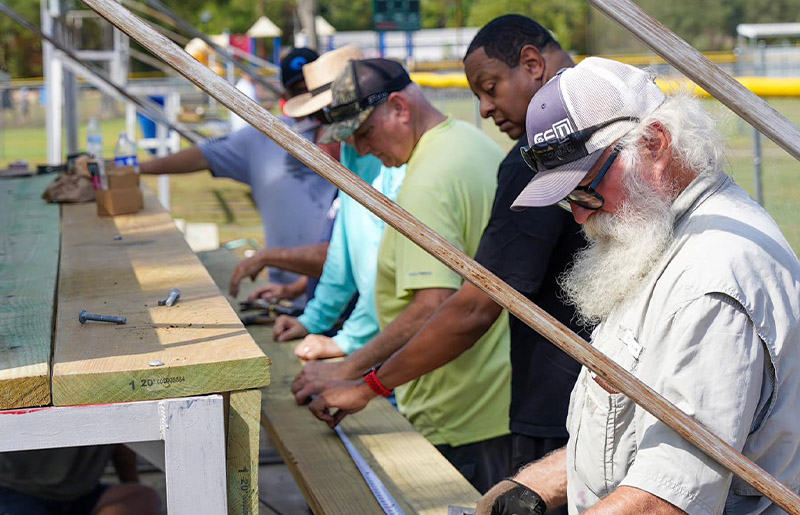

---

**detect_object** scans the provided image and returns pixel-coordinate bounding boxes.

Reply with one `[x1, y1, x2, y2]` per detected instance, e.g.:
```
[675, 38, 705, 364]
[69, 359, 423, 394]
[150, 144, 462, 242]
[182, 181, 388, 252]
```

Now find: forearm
[377, 282, 502, 389]
[585, 486, 685, 515]
[342, 288, 455, 376]
[284, 276, 308, 299]
[513, 447, 568, 510]
[253, 243, 329, 278]
[139, 146, 208, 174]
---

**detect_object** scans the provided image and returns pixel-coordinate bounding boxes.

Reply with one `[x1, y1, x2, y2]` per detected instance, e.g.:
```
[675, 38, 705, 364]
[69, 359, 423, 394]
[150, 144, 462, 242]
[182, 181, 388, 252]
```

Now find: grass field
[2, 94, 800, 252]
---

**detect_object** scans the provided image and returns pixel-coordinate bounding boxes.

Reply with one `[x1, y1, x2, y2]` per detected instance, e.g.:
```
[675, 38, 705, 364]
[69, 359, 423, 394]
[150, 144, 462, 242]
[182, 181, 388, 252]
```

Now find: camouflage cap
[320, 59, 411, 143]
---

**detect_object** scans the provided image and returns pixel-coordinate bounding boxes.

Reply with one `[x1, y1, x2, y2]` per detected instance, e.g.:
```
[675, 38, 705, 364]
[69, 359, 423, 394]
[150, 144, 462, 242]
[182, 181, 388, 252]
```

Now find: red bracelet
[364, 369, 392, 397]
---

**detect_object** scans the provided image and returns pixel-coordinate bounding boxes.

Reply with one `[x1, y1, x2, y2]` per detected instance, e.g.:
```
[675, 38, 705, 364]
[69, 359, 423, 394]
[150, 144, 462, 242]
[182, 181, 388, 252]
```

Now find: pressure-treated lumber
[227, 389, 262, 515]
[258, 337, 479, 515]
[0, 176, 59, 409]
[81, 2, 800, 511]
[200, 249, 480, 515]
[51, 188, 270, 405]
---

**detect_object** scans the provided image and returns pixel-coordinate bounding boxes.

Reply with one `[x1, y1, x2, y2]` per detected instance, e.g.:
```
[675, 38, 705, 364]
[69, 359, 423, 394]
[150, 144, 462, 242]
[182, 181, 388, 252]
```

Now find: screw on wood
[158, 288, 181, 307]
[78, 309, 127, 325]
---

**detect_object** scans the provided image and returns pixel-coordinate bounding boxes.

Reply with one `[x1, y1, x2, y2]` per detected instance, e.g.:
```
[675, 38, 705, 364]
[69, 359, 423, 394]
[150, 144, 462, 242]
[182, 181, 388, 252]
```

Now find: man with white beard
[478, 57, 800, 515]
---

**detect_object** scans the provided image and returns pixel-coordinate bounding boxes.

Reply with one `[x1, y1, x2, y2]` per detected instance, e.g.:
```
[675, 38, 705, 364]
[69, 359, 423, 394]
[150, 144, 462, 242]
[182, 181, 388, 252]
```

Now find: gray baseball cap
[512, 57, 665, 210]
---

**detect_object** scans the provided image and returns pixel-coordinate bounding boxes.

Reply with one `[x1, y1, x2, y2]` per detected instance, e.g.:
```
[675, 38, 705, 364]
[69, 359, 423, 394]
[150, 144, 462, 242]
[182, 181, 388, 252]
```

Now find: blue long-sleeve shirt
[297, 144, 406, 353]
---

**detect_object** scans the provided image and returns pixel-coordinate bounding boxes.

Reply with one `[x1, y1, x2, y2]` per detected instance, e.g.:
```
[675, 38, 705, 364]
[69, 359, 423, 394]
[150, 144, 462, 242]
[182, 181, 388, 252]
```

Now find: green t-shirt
[375, 116, 511, 447]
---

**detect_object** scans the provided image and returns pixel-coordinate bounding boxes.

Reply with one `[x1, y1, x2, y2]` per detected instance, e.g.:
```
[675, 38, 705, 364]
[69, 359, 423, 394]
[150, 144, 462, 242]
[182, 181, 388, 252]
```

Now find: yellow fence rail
[412, 72, 800, 98]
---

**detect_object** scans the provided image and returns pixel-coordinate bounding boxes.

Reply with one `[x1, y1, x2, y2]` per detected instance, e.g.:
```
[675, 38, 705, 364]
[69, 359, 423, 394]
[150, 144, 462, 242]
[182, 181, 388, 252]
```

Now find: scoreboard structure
[373, 0, 420, 32]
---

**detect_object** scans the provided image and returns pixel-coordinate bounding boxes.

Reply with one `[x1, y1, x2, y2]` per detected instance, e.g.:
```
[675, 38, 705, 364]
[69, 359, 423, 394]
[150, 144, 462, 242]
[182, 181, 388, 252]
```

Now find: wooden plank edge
[0, 375, 51, 410]
[259, 410, 338, 515]
[227, 389, 262, 515]
[51, 356, 270, 406]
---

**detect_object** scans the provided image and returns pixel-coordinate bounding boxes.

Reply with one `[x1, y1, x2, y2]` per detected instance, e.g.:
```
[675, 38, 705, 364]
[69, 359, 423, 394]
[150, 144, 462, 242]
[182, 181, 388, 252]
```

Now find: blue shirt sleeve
[298, 210, 357, 334]
[331, 283, 381, 354]
[197, 128, 257, 185]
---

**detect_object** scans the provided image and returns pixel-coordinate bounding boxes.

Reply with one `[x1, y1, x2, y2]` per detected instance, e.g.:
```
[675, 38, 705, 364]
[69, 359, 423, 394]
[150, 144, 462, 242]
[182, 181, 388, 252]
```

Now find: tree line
[2, 0, 799, 78]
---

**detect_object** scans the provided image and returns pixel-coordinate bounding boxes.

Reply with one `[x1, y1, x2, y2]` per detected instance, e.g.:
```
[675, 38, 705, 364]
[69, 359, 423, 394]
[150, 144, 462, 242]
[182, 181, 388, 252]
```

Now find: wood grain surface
[51, 188, 270, 406]
[200, 249, 480, 515]
[227, 389, 262, 515]
[0, 176, 59, 409]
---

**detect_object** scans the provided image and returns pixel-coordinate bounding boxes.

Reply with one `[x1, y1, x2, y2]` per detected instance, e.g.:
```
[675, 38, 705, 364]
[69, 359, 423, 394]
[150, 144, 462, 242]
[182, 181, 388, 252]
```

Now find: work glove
[476, 479, 547, 515]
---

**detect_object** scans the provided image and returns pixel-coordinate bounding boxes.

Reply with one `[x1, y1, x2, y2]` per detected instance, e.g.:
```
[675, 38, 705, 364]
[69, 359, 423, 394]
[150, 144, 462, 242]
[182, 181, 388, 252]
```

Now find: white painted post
[125, 102, 136, 142]
[166, 91, 181, 153]
[42, 0, 63, 165]
[155, 103, 170, 210]
[156, 90, 181, 211]
[0, 395, 228, 514]
[163, 396, 228, 515]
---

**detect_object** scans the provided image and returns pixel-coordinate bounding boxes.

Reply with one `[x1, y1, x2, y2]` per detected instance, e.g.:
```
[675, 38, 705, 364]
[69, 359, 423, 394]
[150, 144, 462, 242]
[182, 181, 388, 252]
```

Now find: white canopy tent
[247, 16, 282, 38]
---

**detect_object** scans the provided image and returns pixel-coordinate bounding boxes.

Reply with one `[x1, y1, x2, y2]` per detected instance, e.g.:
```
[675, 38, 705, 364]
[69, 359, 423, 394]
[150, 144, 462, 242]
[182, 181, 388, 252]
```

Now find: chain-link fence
[3, 49, 800, 251]
[423, 81, 800, 254]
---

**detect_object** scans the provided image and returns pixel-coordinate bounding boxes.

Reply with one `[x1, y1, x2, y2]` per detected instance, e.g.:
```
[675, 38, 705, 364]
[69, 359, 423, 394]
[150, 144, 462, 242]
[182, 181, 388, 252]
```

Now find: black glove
[491, 480, 547, 515]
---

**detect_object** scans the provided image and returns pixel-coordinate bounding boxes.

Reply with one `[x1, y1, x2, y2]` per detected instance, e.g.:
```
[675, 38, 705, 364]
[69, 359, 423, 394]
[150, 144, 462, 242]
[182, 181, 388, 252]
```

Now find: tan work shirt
[565, 172, 800, 514]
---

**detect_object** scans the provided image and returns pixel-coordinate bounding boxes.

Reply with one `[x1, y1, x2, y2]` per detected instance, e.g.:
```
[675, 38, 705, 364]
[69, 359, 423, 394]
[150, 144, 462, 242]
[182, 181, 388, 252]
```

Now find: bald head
[351, 82, 446, 167]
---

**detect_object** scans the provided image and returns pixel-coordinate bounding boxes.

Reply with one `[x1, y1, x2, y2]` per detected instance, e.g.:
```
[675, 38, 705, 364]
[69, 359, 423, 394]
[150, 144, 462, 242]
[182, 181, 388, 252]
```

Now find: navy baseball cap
[281, 47, 319, 89]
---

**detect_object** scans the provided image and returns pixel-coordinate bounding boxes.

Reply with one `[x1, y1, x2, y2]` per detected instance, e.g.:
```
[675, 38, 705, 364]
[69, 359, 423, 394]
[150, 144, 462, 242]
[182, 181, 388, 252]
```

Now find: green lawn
[3, 94, 800, 252]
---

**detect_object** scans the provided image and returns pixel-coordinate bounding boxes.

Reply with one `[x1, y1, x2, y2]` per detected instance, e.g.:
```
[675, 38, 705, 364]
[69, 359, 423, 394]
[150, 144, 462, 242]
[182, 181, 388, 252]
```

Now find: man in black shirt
[307, 15, 587, 501]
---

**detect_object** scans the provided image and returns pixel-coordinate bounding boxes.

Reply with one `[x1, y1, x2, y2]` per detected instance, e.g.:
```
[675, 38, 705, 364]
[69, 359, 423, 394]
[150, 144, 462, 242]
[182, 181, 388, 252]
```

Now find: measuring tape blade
[334, 425, 406, 515]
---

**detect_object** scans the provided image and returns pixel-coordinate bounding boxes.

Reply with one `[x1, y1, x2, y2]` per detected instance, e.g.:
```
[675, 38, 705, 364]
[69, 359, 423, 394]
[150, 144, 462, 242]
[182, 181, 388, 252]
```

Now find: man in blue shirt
[228, 45, 407, 360]
[140, 48, 336, 306]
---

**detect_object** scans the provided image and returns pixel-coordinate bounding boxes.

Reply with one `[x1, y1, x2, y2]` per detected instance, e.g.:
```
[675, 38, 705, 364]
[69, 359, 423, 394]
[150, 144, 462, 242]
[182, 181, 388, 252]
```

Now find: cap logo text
[533, 118, 574, 145]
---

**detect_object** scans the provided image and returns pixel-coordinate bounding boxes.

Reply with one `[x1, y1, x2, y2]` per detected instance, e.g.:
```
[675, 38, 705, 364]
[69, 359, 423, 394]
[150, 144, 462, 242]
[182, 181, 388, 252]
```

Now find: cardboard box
[96, 166, 143, 216]
[107, 166, 139, 189]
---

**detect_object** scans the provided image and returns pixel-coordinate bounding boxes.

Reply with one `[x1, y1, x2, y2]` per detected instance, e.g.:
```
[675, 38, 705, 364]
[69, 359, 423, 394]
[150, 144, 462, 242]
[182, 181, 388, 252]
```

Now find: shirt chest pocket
[570, 325, 642, 499]
[571, 373, 638, 499]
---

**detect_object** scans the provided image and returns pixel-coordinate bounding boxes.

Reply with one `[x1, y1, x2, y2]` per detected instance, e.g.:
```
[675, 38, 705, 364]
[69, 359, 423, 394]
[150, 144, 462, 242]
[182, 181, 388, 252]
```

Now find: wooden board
[51, 188, 271, 406]
[227, 389, 262, 515]
[0, 176, 59, 409]
[199, 249, 480, 515]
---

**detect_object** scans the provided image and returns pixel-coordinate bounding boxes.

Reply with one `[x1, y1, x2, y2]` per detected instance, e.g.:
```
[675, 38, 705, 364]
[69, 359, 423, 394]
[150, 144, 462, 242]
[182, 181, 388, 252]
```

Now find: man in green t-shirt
[292, 58, 511, 492]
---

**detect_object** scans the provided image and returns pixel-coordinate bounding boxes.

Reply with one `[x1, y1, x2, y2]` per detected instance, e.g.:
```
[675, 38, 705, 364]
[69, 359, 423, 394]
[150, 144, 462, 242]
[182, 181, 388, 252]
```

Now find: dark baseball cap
[319, 58, 412, 143]
[281, 47, 319, 89]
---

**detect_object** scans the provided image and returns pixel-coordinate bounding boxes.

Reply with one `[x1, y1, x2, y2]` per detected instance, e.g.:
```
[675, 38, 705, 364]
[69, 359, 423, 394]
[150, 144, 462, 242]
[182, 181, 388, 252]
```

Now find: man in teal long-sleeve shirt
[274, 144, 406, 360]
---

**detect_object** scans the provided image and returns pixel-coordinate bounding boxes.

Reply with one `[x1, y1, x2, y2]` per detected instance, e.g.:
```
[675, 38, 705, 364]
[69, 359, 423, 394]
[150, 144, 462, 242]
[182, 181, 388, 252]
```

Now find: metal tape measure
[334, 425, 406, 515]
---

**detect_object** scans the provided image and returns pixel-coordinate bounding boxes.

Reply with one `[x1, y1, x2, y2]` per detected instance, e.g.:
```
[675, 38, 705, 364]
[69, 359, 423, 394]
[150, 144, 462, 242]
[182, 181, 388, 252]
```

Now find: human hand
[308, 379, 376, 428]
[294, 335, 346, 360]
[229, 254, 265, 297]
[476, 480, 546, 515]
[273, 315, 309, 342]
[248, 284, 290, 303]
[291, 360, 350, 404]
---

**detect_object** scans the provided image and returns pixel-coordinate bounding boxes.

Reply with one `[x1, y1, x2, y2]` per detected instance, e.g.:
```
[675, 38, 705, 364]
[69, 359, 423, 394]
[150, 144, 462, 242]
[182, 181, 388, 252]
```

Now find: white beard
[559, 167, 676, 326]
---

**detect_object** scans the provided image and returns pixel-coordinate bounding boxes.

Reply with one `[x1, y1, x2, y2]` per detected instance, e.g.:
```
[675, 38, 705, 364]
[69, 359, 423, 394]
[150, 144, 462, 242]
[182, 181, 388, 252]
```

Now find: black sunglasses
[563, 143, 624, 210]
[324, 91, 393, 123]
[520, 116, 638, 172]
